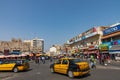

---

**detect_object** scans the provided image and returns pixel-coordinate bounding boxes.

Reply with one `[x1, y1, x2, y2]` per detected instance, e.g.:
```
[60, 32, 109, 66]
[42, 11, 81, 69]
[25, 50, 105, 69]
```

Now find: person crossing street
[41, 56, 45, 64]
[90, 55, 96, 69]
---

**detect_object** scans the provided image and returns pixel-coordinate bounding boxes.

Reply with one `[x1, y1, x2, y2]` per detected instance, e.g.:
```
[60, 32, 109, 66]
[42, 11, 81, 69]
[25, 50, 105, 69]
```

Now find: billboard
[103, 24, 120, 35]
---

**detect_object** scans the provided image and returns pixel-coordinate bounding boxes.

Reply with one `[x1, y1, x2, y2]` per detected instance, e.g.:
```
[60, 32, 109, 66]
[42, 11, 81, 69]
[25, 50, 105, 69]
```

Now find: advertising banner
[103, 24, 120, 35]
[99, 44, 109, 51]
[109, 50, 120, 54]
[111, 40, 120, 45]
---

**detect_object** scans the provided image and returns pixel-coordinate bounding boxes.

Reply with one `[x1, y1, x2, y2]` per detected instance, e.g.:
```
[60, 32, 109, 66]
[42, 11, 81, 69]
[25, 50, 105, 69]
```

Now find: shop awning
[102, 31, 120, 39]
[109, 45, 120, 50]
[109, 50, 120, 54]
[88, 50, 99, 54]
[109, 45, 120, 54]
[100, 51, 109, 54]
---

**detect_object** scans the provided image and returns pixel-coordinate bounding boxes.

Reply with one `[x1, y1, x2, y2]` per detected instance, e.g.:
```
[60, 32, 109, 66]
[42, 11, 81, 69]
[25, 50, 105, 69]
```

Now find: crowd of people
[71, 53, 112, 69]
[0, 52, 113, 69]
[35, 56, 46, 64]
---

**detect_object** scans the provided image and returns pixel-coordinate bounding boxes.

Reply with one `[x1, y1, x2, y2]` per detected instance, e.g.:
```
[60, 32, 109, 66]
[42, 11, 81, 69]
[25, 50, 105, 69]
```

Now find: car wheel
[68, 71, 74, 78]
[13, 67, 18, 73]
[50, 67, 54, 73]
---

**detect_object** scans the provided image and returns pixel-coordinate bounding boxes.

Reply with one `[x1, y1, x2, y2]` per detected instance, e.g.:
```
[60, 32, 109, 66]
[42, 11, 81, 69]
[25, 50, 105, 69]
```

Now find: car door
[0, 60, 15, 71]
[60, 59, 69, 74]
[0, 61, 5, 70]
[54, 59, 62, 73]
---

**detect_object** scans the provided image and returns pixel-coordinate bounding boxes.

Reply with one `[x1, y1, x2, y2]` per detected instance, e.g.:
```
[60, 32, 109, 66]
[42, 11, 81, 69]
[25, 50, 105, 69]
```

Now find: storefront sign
[103, 24, 120, 35]
[86, 32, 98, 38]
[100, 51, 109, 53]
[89, 45, 98, 50]
[109, 50, 120, 54]
[88, 50, 98, 54]
[113, 41, 118, 45]
[85, 27, 97, 35]
[89, 46, 95, 50]
[99, 44, 109, 51]
[111, 40, 120, 45]
[69, 34, 83, 43]
[100, 46, 108, 50]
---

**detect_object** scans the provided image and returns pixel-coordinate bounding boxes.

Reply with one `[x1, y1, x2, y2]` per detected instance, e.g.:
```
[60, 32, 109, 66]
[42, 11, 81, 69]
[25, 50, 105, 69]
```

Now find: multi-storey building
[32, 37, 44, 53]
[49, 45, 63, 56]
[0, 38, 30, 54]
[24, 37, 44, 53]
[0, 37, 44, 55]
[67, 26, 108, 58]
[100, 23, 120, 60]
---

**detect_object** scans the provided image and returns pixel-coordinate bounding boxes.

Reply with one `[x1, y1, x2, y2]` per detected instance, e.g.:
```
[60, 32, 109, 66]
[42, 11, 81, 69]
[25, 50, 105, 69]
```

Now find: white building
[24, 37, 44, 53]
[49, 46, 57, 56]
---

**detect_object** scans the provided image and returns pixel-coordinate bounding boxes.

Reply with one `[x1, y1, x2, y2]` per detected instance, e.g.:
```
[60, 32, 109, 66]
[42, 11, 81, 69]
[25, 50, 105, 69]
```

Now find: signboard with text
[103, 24, 120, 35]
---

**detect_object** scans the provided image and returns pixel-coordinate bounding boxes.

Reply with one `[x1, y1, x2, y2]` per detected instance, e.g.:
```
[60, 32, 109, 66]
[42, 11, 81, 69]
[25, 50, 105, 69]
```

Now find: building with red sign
[67, 26, 108, 58]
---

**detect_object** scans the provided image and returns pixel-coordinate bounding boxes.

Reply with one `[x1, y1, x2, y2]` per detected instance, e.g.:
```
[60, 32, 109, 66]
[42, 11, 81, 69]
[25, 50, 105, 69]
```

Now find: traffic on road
[0, 56, 120, 80]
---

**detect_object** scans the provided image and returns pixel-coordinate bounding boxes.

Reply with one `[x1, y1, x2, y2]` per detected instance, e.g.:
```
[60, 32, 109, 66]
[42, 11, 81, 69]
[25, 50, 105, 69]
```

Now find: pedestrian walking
[90, 55, 96, 69]
[50, 56, 53, 62]
[35, 56, 39, 64]
[101, 54, 105, 65]
[41, 56, 45, 64]
[38, 57, 41, 64]
[98, 54, 101, 64]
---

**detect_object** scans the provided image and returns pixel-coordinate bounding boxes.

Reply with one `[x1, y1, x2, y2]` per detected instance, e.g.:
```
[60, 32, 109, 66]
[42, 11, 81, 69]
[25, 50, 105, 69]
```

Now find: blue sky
[0, 0, 120, 51]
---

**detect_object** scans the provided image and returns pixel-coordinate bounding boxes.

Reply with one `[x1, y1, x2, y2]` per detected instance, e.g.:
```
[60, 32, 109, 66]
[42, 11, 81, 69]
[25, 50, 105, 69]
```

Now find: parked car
[50, 58, 90, 78]
[0, 59, 30, 72]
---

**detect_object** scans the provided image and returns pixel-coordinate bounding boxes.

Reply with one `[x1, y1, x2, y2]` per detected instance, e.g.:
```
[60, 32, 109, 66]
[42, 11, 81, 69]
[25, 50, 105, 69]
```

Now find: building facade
[67, 26, 108, 58]
[24, 37, 44, 53]
[0, 38, 30, 54]
[0, 37, 44, 55]
[101, 23, 120, 60]
[32, 37, 44, 53]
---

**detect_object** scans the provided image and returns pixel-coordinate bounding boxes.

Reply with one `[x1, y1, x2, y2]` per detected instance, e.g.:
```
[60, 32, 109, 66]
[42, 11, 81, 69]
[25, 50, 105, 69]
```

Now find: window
[62, 60, 68, 64]
[56, 59, 61, 64]
[69, 59, 81, 64]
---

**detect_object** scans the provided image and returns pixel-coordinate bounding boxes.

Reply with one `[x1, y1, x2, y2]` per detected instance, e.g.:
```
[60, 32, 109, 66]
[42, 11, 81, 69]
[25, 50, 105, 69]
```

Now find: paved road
[1, 60, 120, 80]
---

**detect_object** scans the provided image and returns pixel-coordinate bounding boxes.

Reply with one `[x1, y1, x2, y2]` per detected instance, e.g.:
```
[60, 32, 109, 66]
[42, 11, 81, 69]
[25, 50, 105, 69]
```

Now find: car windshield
[69, 59, 81, 64]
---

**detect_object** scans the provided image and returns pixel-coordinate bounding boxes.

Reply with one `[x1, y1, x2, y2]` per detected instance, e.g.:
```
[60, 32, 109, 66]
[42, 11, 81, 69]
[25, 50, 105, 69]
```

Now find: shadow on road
[52, 72, 91, 79]
[74, 73, 91, 79]
[18, 68, 33, 73]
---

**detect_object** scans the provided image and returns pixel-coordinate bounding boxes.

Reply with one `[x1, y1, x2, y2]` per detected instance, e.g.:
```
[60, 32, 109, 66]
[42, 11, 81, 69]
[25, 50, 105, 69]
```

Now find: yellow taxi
[50, 58, 90, 78]
[0, 59, 30, 72]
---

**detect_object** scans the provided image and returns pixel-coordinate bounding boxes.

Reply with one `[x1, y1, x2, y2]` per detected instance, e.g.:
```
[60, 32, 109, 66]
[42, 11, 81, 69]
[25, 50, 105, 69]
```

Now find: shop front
[70, 48, 83, 58]
[109, 45, 120, 60]
[102, 24, 120, 60]
[99, 44, 110, 59]
[79, 47, 88, 59]
[88, 45, 99, 58]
